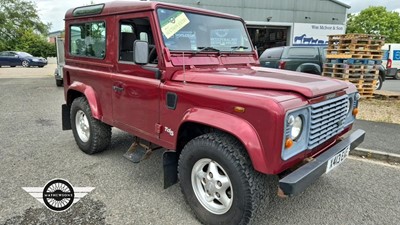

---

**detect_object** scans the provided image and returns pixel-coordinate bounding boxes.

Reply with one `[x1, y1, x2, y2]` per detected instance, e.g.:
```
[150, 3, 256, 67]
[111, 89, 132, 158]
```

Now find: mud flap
[62, 104, 71, 130]
[163, 151, 178, 189]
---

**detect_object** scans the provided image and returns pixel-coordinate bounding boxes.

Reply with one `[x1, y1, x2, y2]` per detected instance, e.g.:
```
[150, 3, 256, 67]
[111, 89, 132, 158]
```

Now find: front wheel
[178, 133, 268, 225]
[70, 97, 111, 154]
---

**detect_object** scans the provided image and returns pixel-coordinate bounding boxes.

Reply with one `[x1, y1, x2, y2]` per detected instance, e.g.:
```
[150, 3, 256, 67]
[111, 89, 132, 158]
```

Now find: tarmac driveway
[0, 73, 399, 225]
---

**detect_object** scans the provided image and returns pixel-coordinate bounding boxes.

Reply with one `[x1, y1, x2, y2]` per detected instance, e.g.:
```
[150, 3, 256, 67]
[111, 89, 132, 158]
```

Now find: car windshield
[157, 8, 252, 53]
[18, 52, 33, 57]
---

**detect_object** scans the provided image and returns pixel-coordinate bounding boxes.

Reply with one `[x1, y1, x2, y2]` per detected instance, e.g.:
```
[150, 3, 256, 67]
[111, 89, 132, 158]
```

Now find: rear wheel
[21, 60, 30, 67]
[55, 79, 63, 87]
[70, 97, 111, 154]
[376, 75, 383, 90]
[178, 133, 268, 225]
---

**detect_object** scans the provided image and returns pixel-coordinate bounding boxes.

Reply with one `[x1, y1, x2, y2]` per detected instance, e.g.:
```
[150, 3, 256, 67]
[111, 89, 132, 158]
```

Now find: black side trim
[166, 92, 178, 110]
[62, 104, 71, 130]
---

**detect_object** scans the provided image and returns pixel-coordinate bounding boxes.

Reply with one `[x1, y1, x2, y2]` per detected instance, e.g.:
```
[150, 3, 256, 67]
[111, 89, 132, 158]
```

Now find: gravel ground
[358, 99, 400, 124]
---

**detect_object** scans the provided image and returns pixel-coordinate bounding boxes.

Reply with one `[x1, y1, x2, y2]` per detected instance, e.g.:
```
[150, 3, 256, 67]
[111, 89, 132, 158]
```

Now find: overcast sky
[31, 0, 400, 32]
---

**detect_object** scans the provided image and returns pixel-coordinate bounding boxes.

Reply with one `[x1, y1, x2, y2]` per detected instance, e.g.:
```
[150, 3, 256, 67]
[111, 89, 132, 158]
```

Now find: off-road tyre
[70, 97, 111, 154]
[178, 132, 268, 225]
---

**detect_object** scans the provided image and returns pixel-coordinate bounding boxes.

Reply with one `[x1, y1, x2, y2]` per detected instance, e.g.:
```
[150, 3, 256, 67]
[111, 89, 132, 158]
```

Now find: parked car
[259, 46, 326, 74]
[0, 51, 47, 68]
[259, 46, 385, 90]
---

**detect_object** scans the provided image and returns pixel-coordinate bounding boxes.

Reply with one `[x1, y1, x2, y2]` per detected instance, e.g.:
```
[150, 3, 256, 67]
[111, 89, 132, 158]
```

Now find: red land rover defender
[62, 2, 365, 224]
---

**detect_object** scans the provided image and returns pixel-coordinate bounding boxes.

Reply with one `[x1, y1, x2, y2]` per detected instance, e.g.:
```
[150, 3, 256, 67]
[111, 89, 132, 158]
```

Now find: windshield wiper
[230, 46, 249, 53]
[194, 46, 221, 55]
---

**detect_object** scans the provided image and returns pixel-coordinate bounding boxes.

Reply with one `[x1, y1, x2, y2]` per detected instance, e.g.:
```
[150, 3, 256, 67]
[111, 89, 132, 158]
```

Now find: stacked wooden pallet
[323, 34, 385, 98]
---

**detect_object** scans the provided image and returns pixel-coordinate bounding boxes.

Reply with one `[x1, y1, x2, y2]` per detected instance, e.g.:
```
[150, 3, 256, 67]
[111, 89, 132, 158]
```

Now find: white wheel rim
[75, 110, 90, 142]
[191, 158, 233, 215]
[22, 61, 29, 67]
[376, 79, 380, 90]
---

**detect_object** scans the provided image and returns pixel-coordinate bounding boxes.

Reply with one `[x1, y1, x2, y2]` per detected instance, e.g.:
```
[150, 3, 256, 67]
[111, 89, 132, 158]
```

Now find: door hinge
[155, 123, 162, 134]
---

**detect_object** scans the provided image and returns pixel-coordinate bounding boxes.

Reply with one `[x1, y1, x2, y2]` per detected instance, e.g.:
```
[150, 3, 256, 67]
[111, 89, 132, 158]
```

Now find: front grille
[308, 95, 348, 149]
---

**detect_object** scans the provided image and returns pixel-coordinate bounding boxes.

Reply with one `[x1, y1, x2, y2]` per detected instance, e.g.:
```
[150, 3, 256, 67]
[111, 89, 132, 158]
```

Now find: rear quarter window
[260, 47, 283, 59]
[70, 21, 106, 59]
[284, 47, 318, 58]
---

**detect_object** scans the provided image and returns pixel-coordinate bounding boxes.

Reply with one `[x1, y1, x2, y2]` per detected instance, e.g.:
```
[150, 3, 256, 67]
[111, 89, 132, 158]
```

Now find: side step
[123, 138, 161, 163]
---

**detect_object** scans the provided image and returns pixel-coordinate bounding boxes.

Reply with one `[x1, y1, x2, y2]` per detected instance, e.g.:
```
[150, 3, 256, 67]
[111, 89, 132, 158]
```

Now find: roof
[330, 0, 351, 9]
[65, 1, 241, 20]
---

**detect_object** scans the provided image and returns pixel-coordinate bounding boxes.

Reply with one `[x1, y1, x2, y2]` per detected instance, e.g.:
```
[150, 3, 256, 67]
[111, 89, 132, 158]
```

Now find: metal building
[153, 0, 350, 54]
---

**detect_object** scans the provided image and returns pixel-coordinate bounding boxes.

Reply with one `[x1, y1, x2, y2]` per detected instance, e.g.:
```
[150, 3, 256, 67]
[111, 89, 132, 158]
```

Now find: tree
[14, 29, 56, 57]
[0, 0, 51, 54]
[346, 6, 400, 43]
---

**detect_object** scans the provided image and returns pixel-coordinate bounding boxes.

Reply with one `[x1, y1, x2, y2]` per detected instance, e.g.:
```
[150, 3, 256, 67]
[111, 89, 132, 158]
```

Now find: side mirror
[134, 40, 149, 65]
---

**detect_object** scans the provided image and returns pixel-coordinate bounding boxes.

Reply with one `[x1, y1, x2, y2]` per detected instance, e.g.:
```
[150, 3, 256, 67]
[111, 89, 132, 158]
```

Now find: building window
[70, 22, 106, 58]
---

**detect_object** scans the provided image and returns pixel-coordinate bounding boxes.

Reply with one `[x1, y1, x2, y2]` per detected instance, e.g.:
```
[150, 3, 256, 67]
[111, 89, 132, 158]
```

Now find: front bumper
[279, 129, 365, 196]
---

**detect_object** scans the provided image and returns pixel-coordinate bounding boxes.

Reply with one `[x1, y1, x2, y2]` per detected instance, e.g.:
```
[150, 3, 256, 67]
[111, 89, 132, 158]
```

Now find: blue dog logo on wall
[293, 34, 328, 46]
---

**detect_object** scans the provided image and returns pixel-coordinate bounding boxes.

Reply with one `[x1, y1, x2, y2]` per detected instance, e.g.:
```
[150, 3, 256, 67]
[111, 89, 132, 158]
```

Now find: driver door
[112, 12, 162, 140]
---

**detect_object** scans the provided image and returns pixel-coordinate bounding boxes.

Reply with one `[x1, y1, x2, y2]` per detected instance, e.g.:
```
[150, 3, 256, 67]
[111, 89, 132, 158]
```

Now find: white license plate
[326, 146, 350, 173]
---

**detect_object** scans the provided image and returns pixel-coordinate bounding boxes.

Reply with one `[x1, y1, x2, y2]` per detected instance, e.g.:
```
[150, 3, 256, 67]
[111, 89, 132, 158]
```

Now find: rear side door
[282, 47, 320, 71]
[112, 12, 162, 141]
[259, 47, 283, 68]
[9, 52, 21, 66]
[391, 44, 400, 69]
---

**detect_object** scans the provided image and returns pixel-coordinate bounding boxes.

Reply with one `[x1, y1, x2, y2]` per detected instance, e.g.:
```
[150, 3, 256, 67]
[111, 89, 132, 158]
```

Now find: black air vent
[166, 92, 178, 110]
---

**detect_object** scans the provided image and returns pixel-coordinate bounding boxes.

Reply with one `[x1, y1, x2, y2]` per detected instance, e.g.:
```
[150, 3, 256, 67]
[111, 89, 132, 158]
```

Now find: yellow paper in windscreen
[161, 12, 190, 39]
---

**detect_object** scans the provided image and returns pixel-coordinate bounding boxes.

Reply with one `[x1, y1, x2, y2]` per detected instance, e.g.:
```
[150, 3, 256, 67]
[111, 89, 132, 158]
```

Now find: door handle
[113, 86, 124, 92]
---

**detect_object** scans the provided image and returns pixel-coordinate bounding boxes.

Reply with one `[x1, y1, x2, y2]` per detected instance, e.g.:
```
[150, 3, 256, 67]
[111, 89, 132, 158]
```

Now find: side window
[119, 24, 135, 62]
[285, 47, 318, 58]
[119, 17, 156, 64]
[260, 47, 283, 59]
[70, 22, 106, 58]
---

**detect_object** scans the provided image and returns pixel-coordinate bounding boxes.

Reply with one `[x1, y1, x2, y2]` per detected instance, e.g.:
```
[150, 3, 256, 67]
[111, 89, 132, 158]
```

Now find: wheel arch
[66, 83, 102, 120]
[296, 63, 321, 75]
[378, 66, 386, 81]
[176, 108, 268, 174]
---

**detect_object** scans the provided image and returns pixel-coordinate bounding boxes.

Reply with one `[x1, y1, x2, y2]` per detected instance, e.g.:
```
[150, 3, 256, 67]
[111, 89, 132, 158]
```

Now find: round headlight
[290, 116, 303, 141]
